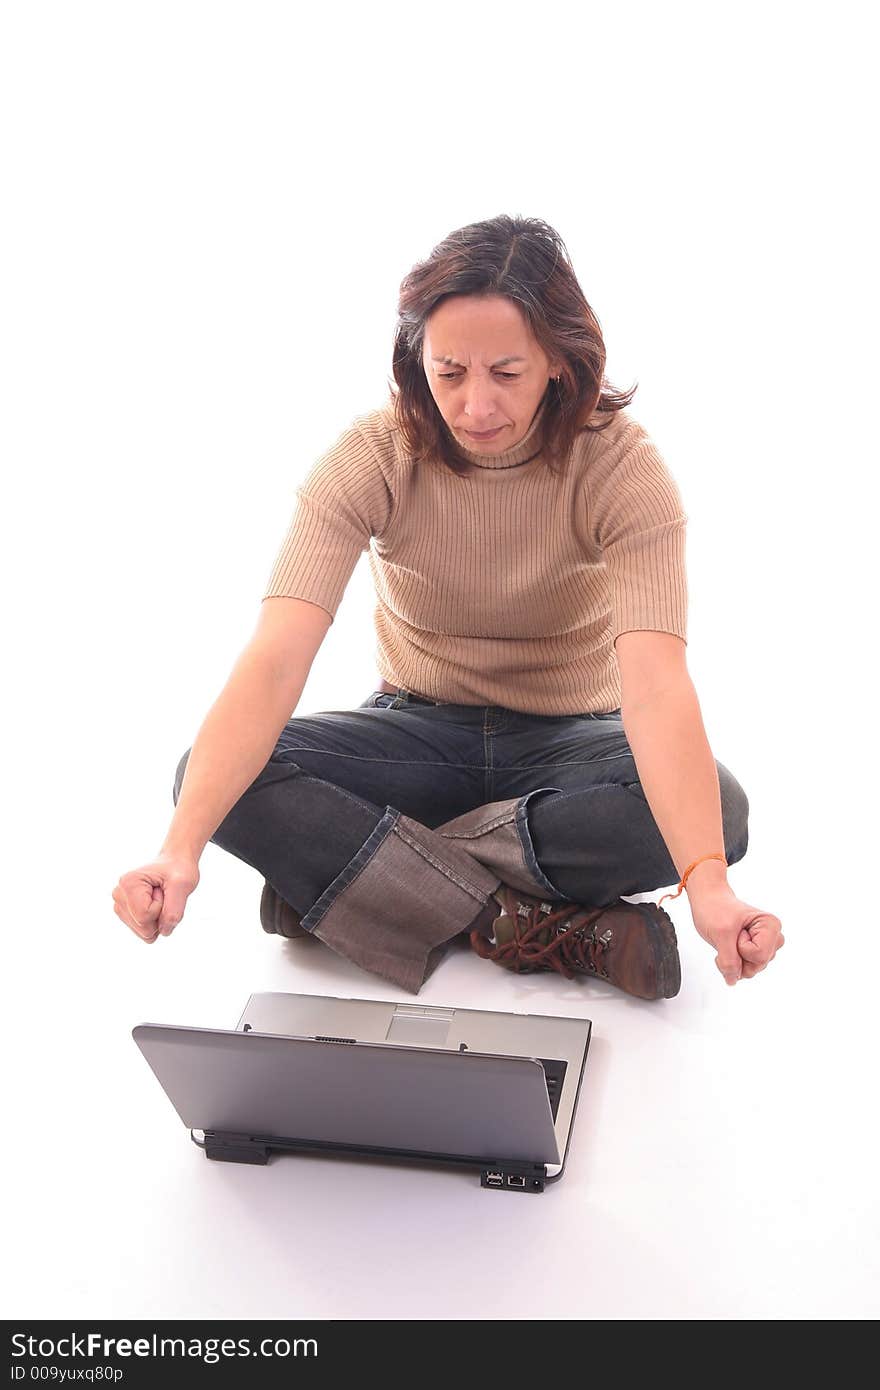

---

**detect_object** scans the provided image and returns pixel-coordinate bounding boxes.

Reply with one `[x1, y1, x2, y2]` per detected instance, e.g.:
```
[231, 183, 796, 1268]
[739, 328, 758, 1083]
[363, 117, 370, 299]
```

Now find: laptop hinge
[203, 1131, 270, 1165]
[201, 1130, 548, 1189]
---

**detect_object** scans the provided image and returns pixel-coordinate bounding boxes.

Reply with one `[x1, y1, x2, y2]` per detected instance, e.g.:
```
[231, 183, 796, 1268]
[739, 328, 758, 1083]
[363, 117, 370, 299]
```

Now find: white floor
[7, 801, 878, 1320]
[6, 0, 878, 1325]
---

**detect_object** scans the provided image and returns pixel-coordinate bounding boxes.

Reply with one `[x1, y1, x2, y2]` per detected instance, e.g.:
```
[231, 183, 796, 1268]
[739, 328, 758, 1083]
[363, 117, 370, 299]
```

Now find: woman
[112, 214, 784, 998]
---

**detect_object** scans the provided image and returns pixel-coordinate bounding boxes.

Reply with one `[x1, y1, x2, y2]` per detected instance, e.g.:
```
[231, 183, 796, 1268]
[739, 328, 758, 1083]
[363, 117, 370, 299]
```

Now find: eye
[438, 371, 520, 381]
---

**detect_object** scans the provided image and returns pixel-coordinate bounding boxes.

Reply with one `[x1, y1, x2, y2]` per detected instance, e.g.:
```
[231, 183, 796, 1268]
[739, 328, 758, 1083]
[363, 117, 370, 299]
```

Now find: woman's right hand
[112, 853, 201, 943]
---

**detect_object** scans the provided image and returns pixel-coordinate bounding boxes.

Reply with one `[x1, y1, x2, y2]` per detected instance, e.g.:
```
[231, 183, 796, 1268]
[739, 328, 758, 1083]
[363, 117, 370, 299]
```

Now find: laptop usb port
[507, 1175, 526, 1188]
[485, 1171, 504, 1186]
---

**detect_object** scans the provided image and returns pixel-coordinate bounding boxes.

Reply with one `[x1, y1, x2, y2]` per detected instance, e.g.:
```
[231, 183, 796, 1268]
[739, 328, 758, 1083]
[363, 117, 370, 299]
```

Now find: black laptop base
[194, 1127, 551, 1193]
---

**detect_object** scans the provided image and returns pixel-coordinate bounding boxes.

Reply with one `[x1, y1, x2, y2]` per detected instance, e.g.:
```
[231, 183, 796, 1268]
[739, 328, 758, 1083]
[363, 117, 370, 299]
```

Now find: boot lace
[471, 898, 613, 980]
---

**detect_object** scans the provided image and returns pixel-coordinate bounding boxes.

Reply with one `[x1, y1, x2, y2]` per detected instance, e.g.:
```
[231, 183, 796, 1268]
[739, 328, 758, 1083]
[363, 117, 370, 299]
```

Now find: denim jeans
[172, 688, 749, 994]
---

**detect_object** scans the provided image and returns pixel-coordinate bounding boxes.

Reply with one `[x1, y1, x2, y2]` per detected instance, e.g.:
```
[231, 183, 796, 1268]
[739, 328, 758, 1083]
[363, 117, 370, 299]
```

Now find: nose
[463, 379, 499, 426]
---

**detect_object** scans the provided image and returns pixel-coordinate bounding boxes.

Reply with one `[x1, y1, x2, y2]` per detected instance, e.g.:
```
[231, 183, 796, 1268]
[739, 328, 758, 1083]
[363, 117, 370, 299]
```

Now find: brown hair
[388, 214, 637, 477]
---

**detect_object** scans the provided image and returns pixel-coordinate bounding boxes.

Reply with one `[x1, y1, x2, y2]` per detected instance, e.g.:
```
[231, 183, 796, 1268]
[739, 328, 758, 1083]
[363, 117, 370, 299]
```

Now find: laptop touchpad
[385, 1008, 453, 1047]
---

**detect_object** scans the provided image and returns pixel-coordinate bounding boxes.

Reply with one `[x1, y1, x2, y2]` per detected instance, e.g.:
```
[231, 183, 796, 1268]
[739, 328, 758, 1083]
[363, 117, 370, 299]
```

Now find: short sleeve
[586, 414, 689, 644]
[263, 417, 394, 621]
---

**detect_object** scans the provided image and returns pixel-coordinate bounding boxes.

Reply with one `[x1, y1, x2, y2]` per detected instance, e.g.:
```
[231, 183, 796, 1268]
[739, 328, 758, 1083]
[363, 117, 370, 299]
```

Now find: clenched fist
[112, 853, 200, 943]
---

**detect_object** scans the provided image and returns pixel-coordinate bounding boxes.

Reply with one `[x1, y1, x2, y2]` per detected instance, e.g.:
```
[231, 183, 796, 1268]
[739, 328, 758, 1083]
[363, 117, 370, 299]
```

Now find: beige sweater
[263, 395, 688, 716]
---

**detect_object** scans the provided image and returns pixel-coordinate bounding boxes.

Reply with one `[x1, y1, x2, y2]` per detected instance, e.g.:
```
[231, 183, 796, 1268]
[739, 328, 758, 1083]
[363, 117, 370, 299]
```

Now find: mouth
[464, 427, 504, 441]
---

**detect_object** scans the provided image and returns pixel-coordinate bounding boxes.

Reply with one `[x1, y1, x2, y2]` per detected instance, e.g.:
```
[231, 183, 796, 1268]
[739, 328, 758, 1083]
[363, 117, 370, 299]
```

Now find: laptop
[132, 991, 592, 1193]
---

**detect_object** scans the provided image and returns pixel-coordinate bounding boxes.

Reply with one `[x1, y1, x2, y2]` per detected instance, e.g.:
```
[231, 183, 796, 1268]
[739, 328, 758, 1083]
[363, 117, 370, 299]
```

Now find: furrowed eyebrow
[431, 355, 527, 368]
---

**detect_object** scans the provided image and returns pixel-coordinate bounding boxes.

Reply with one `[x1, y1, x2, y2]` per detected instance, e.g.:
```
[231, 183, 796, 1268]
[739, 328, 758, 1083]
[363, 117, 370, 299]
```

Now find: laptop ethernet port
[507, 1175, 526, 1188]
[485, 1172, 504, 1186]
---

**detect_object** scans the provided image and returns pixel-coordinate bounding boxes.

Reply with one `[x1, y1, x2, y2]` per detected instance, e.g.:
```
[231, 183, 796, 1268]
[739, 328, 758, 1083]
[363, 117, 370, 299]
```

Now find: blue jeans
[172, 688, 749, 994]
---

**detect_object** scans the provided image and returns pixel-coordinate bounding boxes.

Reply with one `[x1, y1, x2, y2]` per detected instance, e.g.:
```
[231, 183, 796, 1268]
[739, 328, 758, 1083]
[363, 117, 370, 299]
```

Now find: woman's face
[422, 293, 561, 454]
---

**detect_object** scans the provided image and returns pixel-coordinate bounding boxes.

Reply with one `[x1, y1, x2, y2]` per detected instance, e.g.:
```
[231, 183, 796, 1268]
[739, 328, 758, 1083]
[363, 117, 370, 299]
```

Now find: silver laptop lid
[237, 992, 591, 1160]
[132, 1024, 560, 1164]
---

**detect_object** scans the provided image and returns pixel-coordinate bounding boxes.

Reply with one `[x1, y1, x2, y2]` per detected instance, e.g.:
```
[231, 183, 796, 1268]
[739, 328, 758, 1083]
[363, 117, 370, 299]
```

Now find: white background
[3, 0, 878, 1321]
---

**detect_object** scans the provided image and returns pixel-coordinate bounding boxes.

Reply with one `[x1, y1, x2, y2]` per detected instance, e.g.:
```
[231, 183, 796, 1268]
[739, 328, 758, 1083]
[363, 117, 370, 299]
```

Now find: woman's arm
[617, 636, 784, 986]
[162, 597, 332, 861]
[621, 673, 729, 893]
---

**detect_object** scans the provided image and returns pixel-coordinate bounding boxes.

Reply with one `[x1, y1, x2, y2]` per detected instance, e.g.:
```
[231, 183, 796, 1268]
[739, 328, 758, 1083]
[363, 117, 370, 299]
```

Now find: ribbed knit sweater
[262, 395, 688, 716]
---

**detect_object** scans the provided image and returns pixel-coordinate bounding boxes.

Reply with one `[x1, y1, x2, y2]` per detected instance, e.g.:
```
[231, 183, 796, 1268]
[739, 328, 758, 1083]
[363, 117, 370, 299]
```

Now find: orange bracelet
[658, 852, 728, 905]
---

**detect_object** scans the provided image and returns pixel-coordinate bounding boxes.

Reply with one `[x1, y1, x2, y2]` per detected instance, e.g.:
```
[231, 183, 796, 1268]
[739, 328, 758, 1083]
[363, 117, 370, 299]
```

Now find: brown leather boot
[259, 881, 309, 939]
[470, 885, 681, 1000]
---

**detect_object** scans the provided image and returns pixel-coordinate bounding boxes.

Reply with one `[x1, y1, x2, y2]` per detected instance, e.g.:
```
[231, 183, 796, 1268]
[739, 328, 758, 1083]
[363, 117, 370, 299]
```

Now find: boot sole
[632, 902, 681, 999]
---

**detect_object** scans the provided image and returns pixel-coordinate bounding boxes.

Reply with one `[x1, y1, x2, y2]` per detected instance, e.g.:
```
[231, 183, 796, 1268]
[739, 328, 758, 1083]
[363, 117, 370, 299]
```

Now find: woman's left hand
[687, 884, 785, 986]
